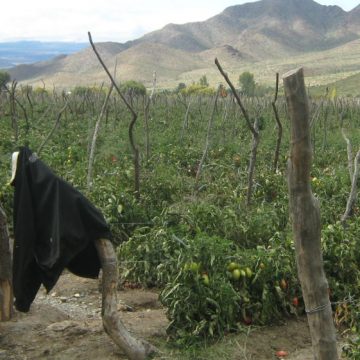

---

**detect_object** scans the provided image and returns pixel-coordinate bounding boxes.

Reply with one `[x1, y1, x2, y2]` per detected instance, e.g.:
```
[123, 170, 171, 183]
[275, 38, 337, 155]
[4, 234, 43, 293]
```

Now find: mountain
[133, 0, 356, 54]
[6, 0, 360, 89]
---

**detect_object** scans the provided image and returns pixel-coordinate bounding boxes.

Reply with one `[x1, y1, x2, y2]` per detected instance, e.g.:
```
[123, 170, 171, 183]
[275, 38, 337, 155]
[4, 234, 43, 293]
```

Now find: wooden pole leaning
[95, 238, 157, 360]
[283, 68, 338, 360]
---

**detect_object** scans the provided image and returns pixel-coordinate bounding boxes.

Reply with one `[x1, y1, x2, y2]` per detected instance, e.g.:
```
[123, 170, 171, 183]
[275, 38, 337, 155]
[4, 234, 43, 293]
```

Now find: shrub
[120, 80, 147, 97]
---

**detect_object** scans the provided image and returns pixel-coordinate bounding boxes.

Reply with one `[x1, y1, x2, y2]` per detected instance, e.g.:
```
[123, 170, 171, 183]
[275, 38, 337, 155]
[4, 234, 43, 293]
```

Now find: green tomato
[227, 262, 240, 271]
[202, 274, 210, 286]
[245, 267, 253, 278]
[189, 262, 200, 272]
[232, 269, 241, 280]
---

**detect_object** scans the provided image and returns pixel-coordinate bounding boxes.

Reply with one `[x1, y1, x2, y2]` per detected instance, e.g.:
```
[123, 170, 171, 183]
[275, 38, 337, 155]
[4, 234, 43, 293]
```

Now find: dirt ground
[0, 273, 345, 360]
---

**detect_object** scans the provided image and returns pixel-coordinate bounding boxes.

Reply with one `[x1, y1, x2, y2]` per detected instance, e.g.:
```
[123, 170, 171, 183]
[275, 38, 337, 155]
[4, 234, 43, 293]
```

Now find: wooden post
[95, 239, 157, 360]
[283, 68, 338, 360]
[0, 204, 13, 321]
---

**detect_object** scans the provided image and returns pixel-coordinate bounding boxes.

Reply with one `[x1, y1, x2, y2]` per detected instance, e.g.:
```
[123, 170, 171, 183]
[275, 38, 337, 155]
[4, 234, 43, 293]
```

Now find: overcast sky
[1, 0, 358, 43]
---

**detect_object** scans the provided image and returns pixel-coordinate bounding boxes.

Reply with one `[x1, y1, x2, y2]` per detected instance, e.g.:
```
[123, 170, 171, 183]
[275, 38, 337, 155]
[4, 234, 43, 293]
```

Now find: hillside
[310, 71, 360, 97]
[6, 0, 360, 90]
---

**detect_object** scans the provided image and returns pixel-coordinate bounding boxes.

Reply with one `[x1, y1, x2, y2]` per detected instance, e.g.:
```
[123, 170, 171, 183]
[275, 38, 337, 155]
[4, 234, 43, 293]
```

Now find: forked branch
[272, 73, 282, 172]
[215, 58, 257, 137]
[88, 31, 140, 199]
[215, 58, 260, 206]
[37, 101, 69, 156]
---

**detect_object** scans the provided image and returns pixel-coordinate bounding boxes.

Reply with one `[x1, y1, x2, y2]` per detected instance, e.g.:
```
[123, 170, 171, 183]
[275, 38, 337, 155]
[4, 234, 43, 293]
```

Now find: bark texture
[283, 68, 338, 360]
[0, 204, 13, 321]
[95, 239, 157, 360]
[272, 73, 282, 172]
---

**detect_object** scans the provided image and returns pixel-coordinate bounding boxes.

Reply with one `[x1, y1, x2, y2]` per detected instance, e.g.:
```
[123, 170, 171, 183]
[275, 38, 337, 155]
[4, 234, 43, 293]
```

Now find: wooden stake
[283, 68, 338, 360]
[95, 238, 157, 360]
[0, 204, 13, 321]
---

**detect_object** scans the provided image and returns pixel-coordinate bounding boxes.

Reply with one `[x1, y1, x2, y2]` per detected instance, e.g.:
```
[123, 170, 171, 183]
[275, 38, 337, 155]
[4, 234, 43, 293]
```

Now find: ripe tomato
[275, 350, 289, 358]
[243, 316, 252, 325]
[292, 297, 299, 307]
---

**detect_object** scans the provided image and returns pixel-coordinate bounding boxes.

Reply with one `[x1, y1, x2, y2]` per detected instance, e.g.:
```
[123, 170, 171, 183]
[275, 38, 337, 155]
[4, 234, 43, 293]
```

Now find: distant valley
[3, 0, 360, 94]
[0, 41, 87, 68]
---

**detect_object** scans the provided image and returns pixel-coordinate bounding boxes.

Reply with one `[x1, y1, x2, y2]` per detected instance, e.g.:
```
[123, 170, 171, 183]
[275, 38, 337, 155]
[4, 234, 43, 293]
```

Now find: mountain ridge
[6, 0, 360, 89]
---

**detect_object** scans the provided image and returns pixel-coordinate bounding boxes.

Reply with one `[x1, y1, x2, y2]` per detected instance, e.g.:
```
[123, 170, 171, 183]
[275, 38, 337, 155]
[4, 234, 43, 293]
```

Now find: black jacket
[12, 147, 111, 312]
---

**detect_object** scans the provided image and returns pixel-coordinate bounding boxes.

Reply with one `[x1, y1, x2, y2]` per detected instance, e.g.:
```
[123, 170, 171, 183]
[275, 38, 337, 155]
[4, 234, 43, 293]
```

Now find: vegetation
[120, 80, 147, 97]
[176, 82, 186, 93]
[1, 84, 360, 356]
[198, 75, 209, 87]
[0, 71, 10, 88]
[239, 71, 255, 97]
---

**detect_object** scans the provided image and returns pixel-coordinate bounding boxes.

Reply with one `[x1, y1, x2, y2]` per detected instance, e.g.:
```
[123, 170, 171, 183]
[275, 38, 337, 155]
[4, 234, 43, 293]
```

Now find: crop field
[1, 83, 360, 358]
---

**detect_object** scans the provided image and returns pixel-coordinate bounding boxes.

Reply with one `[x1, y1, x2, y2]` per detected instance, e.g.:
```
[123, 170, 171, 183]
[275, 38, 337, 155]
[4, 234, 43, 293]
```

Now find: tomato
[292, 297, 299, 307]
[259, 262, 265, 269]
[243, 316, 252, 325]
[275, 350, 289, 358]
[280, 279, 287, 290]
[245, 267, 253, 278]
[189, 262, 200, 272]
[227, 262, 239, 271]
[240, 269, 246, 278]
[232, 269, 241, 280]
[202, 274, 210, 286]
[232, 154, 241, 167]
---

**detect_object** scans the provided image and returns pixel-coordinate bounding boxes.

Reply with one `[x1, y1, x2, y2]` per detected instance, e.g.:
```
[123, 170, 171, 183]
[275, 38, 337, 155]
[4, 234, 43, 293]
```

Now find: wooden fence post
[283, 68, 338, 360]
[0, 204, 13, 321]
[95, 238, 157, 360]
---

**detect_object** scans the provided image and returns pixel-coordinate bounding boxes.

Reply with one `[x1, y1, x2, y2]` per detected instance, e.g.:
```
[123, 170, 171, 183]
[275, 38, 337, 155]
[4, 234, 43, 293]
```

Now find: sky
[1, 0, 358, 43]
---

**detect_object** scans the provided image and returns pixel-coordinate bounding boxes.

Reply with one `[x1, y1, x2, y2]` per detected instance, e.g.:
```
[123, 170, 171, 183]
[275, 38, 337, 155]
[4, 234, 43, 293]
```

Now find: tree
[176, 82, 186, 93]
[120, 80, 146, 97]
[72, 86, 90, 96]
[0, 71, 10, 89]
[199, 75, 209, 87]
[239, 71, 255, 97]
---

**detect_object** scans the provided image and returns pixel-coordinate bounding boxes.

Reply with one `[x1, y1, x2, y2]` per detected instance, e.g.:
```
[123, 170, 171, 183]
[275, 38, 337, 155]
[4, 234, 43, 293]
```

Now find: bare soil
[0, 273, 345, 359]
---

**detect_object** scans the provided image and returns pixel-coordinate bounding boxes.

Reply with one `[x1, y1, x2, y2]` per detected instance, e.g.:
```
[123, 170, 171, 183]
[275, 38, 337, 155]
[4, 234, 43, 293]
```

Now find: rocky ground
[0, 273, 346, 359]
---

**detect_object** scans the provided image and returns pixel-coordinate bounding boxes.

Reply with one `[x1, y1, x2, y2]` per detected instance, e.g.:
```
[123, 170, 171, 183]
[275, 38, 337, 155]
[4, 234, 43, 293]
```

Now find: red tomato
[243, 316, 252, 325]
[275, 350, 289, 358]
[292, 297, 299, 307]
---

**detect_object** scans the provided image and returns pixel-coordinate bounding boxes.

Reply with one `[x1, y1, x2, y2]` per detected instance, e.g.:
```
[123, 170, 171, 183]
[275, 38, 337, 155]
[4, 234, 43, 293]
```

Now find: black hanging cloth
[12, 147, 111, 312]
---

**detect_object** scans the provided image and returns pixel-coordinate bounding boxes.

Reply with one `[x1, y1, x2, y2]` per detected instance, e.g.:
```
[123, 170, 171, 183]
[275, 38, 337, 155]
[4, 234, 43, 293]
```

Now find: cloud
[1, 0, 355, 42]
